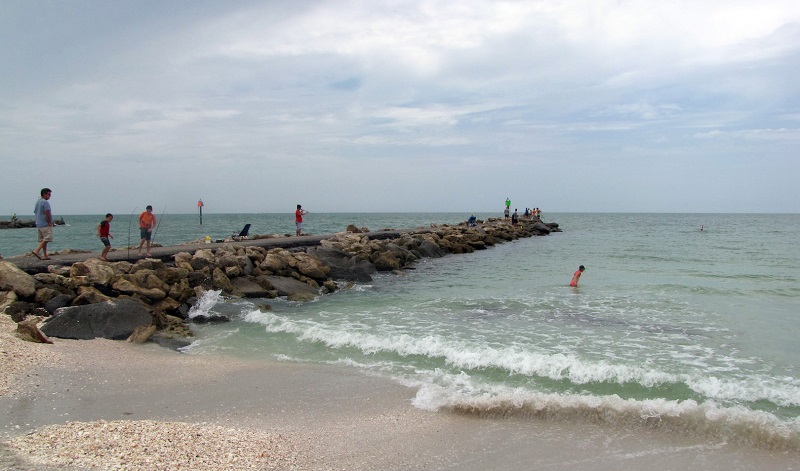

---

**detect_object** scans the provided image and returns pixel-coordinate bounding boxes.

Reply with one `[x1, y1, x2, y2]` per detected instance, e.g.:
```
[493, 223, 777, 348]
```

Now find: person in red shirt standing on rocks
[295, 204, 309, 236]
[97, 213, 114, 261]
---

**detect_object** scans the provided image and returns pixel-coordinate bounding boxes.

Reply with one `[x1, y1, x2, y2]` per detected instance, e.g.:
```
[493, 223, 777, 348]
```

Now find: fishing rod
[150, 207, 167, 246]
[127, 207, 137, 260]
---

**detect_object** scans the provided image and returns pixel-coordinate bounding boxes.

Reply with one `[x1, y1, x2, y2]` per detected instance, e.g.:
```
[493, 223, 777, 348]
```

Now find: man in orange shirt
[137, 205, 157, 257]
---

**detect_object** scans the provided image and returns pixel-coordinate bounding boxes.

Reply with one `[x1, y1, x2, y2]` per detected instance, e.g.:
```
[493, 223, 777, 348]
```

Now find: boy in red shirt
[97, 213, 114, 261]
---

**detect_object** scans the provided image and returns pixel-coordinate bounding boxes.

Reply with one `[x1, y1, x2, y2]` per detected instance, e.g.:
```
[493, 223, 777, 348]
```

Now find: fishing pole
[127, 207, 137, 260]
[150, 207, 167, 246]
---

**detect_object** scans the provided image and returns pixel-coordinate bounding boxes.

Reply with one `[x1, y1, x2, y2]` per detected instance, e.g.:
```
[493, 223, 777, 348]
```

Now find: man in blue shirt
[32, 188, 53, 260]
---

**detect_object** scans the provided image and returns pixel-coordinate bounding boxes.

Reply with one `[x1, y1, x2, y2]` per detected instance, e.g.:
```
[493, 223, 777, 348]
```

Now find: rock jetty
[0, 216, 66, 229]
[0, 217, 560, 346]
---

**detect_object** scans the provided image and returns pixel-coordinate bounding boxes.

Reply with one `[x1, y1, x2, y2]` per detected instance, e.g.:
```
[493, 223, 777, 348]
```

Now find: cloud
[1, 0, 799, 214]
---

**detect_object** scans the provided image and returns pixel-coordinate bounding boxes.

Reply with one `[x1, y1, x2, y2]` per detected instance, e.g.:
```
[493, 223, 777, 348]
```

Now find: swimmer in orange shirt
[570, 265, 585, 287]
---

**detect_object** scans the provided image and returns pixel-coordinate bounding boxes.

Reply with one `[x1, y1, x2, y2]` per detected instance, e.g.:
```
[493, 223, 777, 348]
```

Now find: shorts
[100, 237, 111, 247]
[37, 226, 53, 242]
[296, 222, 303, 230]
[140, 228, 151, 240]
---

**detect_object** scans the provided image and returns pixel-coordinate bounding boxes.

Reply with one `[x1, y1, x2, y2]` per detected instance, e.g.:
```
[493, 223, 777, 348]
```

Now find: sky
[1, 0, 799, 215]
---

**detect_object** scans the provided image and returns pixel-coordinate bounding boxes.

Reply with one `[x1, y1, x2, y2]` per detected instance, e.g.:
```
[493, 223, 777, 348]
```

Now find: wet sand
[1, 318, 798, 470]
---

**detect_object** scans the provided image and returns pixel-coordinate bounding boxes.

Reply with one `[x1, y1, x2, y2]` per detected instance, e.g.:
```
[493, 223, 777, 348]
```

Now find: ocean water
[175, 212, 800, 451]
[4, 212, 800, 451]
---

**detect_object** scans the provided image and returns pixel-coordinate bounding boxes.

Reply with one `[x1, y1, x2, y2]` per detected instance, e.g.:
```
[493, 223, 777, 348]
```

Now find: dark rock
[40, 298, 153, 340]
[532, 222, 551, 234]
[5, 301, 40, 323]
[44, 294, 74, 315]
[186, 271, 209, 288]
[416, 240, 445, 258]
[190, 314, 230, 323]
[372, 253, 401, 271]
[230, 277, 273, 298]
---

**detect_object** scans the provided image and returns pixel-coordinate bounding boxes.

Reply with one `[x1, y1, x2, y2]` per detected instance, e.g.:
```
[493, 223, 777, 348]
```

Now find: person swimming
[570, 265, 585, 287]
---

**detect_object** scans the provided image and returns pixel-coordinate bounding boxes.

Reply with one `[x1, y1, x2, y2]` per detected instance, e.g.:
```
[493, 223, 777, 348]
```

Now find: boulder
[306, 247, 375, 282]
[41, 298, 153, 340]
[0, 290, 18, 314]
[111, 276, 167, 301]
[190, 250, 216, 271]
[372, 253, 401, 271]
[35, 287, 61, 305]
[168, 278, 193, 303]
[72, 286, 113, 305]
[5, 301, 46, 323]
[416, 240, 445, 258]
[153, 314, 193, 339]
[261, 252, 290, 273]
[532, 222, 551, 234]
[293, 253, 330, 280]
[322, 280, 338, 293]
[70, 260, 115, 286]
[130, 258, 166, 272]
[212, 267, 233, 293]
[230, 277, 273, 298]
[0, 261, 36, 298]
[16, 316, 53, 344]
[257, 275, 318, 299]
[44, 294, 74, 314]
[127, 324, 157, 344]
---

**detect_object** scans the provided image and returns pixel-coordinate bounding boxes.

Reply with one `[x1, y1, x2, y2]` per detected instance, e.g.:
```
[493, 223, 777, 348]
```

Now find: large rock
[41, 298, 153, 340]
[532, 222, 551, 234]
[305, 247, 375, 282]
[111, 276, 167, 301]
[293, 253, 330, 280]
[0, 261, 36, 298]
[230, 277, 273, 298]
[69, 260, 115, 286]
[16, 316, 53, 344]
[72, 286, 112, 305]
[212, 267, 233, 293]
[260, 252, 290, 273]
[372, 253, 401, 271]
[44, 294, 75, 314]
[257, 275, 318, 299]
[415, 240, 446, 258]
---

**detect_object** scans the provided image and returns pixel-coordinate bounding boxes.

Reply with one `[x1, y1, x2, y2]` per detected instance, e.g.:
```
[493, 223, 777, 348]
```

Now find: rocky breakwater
[0, 216, 66, 229]
[0, 217, 560, 347]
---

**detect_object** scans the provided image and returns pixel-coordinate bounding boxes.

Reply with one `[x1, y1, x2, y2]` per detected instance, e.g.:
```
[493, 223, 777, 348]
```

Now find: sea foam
[242, 310, 800, 408]
[411, 378, 800, 452]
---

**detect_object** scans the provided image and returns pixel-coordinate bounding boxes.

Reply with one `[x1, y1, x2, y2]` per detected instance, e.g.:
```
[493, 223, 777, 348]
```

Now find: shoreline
[2, 318, 799, 470]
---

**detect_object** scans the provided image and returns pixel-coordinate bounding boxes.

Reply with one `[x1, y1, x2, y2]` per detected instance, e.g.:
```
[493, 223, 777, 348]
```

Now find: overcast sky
[2, 0, 799, 215]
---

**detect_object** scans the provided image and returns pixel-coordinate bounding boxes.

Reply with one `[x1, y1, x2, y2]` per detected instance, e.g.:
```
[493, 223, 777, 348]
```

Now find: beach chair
[231, 223, 251, 241]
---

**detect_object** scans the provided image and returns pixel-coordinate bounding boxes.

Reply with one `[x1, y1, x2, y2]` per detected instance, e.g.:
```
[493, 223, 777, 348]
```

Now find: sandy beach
[2, 314, 799, 470]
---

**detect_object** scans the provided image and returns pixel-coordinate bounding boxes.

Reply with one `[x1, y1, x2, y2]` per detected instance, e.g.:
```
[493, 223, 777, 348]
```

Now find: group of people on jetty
[5, 189, 584, 287]
[3, 187, 317, 262]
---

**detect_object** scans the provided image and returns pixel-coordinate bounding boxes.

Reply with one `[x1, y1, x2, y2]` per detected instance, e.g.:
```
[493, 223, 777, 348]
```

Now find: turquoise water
[4, 212, 800, 449]
[181, 213, 800, 450]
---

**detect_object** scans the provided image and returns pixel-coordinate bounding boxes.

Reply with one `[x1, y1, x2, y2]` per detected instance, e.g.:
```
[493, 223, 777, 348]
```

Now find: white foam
[411, 376, 800, 451]
[187, 289, 223, 319]
[240, 310, 800, 408]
